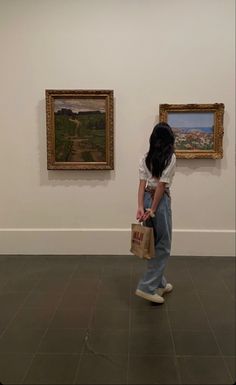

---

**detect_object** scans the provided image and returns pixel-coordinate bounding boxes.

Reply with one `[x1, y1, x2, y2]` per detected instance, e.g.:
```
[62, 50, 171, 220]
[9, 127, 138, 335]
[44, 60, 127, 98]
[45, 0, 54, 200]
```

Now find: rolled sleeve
[139, 156, 148, 180]
[159, 154, 176, 184]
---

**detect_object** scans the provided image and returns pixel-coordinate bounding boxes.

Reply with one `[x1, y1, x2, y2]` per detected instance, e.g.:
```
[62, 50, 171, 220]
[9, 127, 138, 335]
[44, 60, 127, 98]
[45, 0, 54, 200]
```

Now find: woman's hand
[142, 210, 151, 222]
[136, 207, 144, 222]
[140, 208, 155, 222]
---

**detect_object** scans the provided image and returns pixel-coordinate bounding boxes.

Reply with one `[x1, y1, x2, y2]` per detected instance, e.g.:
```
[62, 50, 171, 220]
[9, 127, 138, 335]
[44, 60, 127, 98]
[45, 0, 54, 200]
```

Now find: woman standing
[136, 122, 176, 304]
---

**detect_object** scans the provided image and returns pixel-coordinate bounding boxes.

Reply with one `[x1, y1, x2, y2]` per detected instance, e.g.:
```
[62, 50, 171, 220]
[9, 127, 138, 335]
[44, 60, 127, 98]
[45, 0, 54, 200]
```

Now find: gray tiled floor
[0, 255, 235, 384]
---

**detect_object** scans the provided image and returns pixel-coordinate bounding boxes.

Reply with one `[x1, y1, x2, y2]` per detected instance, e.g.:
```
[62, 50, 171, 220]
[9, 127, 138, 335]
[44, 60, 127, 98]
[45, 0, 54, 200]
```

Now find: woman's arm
[142, 182, 166, 221]
[136, 180, 146, 221]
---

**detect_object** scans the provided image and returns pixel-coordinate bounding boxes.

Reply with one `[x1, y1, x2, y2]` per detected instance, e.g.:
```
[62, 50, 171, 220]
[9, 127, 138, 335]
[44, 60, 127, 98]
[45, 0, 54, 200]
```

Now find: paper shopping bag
[130, 223, 155, 260]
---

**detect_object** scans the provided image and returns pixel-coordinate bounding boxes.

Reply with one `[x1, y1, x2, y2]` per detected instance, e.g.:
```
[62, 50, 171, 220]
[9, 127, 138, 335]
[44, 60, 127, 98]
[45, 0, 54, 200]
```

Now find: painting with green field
[46, 90, 114, 170]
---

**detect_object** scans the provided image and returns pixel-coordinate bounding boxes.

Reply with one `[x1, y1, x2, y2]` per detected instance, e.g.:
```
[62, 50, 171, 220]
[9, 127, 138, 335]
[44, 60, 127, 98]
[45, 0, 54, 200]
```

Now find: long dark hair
[145, 122, 175, 178]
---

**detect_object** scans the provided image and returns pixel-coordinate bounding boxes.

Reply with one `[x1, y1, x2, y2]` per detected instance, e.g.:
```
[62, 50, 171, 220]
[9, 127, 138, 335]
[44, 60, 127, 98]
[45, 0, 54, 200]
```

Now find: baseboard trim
[0, 228, 235, 256]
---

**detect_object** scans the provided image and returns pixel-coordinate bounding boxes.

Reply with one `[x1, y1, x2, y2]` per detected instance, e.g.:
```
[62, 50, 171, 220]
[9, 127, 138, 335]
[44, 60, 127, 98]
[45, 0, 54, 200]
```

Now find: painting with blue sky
[167, 112, 214, 151]
[168, 112, 214, 133]
[159, 103, 224, 158]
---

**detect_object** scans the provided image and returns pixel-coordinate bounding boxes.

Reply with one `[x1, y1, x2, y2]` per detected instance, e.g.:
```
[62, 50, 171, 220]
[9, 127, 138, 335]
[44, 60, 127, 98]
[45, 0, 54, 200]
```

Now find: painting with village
[168, 112, 214, 152]
[172, 127, 214, 151]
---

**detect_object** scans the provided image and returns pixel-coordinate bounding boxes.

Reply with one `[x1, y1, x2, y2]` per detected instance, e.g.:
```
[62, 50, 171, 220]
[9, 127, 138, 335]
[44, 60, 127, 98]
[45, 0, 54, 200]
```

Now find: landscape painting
[159, 103, 224, 159]
[46, 90, 114, 170]
[168, 112, 214, 151]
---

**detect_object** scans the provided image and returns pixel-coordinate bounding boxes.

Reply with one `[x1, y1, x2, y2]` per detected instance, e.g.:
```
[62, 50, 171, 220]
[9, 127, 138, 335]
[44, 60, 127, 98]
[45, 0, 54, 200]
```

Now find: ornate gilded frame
[46, 89, 114, 169]
[159, 103, 224, 159]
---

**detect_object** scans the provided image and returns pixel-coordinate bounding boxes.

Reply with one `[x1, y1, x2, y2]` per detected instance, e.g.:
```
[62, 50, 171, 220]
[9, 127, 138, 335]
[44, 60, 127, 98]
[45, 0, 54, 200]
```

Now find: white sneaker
[135, 289, 165, 304]
[156, 283, 173, 296]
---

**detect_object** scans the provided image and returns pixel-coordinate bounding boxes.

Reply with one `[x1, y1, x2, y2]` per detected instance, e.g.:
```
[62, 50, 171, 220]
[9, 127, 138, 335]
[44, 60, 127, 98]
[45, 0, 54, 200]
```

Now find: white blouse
[139, 153, 176, 188]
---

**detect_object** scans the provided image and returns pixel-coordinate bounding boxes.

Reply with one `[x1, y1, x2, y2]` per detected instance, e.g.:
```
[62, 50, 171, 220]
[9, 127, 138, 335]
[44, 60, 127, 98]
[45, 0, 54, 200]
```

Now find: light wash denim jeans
[137, 191, 172, 294]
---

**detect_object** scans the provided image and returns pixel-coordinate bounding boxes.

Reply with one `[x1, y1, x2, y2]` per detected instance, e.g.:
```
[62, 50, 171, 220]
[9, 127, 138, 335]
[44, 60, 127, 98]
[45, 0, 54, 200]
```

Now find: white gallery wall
[0, 0, 235, 255]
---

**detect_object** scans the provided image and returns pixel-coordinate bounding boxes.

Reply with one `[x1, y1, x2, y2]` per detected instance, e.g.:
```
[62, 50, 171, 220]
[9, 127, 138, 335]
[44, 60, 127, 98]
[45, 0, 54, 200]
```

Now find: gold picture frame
[159, 103, 224, 159]
[46, 89, 114, 169]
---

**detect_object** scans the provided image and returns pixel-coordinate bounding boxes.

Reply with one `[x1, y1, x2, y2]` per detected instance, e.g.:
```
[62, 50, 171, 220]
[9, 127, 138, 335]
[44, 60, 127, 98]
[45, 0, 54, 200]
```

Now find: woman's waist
[145, 185, 170, 198]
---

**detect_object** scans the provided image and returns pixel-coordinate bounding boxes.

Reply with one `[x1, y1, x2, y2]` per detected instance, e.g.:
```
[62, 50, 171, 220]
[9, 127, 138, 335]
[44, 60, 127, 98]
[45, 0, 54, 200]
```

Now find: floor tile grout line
[166, 328, 222, 333]
[0, 258, 62, 296]
[1, 256, 235, 384]
[1, 271, 18, 292]
[187, 266, 234, 384]
[20, 262, 82, 385]
[211, 257, 235, 302]
[71, 263, 131, 382]
[165, 297, 183, 385]
[0, 261, 57, 379]
[72, 265, 105, 384]
[221, 276, 235, 302]
[126, 263, 134, 385]
[0, 282, 43, 340]
[0, 259, 48, 335]
[176, 353, 236, 358]
[1, 351, 231, 358]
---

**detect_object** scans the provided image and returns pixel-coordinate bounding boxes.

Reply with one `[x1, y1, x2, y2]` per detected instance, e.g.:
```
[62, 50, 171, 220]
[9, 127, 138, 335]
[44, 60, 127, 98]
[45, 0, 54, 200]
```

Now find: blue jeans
[137, 191, 172, 294]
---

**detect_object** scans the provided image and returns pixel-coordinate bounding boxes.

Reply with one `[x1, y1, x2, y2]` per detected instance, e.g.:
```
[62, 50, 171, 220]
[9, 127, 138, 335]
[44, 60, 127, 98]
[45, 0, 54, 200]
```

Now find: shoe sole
[135, 289, 164, 304]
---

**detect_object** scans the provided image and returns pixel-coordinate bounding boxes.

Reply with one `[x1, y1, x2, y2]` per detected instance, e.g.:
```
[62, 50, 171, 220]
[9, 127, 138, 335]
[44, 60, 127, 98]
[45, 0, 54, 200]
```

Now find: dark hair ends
[145, 122, 175, 178]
